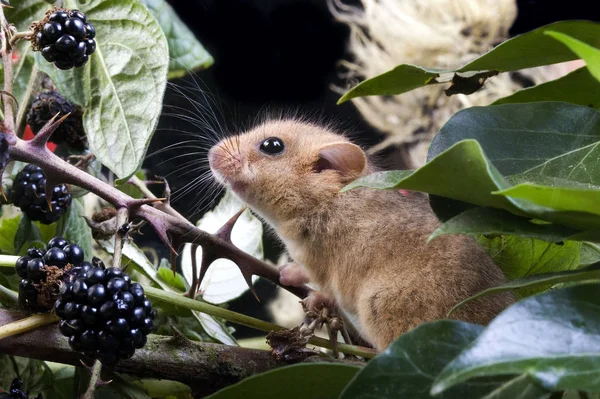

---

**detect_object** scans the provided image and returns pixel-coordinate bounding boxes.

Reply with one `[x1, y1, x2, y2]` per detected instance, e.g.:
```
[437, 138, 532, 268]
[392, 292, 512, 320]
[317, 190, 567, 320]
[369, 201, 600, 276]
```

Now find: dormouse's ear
[313, 142, 367, 177]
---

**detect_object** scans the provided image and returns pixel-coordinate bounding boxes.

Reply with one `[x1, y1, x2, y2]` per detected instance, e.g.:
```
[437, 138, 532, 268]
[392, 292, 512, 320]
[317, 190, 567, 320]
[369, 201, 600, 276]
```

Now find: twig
[112, 207, 128, 269]
[0, 312, 58, 340]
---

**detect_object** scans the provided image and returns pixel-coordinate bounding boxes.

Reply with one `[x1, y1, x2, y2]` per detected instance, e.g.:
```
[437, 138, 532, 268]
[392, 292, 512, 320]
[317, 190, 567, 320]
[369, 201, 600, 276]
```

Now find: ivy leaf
[476, 235, 581, 282]
[340, 320, 510, 399]
[36, 0, 169, 181]
[139, 0, 213, 79]
[545, 31, 600, 82]
[338, 20, 600, 102]
[432, 283, 600, 395]
[448, 262, 600, 315]
[206, 364, 360, 399]
[493, 67, 600, 110]
[14, 214, 32, 254]
[429, 207, 580, 244]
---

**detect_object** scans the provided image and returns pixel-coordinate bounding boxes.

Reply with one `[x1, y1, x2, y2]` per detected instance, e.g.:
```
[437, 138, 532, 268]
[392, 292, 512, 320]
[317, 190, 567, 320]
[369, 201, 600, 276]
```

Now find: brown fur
[209, 119, 514, 351]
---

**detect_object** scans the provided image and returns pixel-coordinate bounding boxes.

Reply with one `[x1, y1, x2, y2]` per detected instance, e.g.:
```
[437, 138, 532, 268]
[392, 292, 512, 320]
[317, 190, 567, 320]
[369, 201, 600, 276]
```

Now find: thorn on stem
[30, 112, 70, 147]
[216, 208, 246, 242]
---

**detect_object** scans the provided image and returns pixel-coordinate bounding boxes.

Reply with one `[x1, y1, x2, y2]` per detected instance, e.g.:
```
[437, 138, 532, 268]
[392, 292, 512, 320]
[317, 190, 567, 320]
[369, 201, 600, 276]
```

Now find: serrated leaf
[4, 0, 51, 30]
[206, 364, 360, 399]
[339, 20, 600, 102]
[493, 67, 600, 110]
[340, 320, 507, 399]
[35, 0, 169, 181]
[430, 207, 580, 243]
[181, 190, 263, 305]
[431, 283, 600, 395]
[545, 31, 600, 81]
[139, 0, 213, 79]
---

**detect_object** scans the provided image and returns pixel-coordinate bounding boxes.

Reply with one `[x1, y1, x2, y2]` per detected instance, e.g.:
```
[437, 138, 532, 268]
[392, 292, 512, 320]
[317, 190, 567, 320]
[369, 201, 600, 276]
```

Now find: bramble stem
[0, 312, 58, 340]
[0, 254, 18, 267]
[143, 286, 377, 358]
[0, 4, 15, 133]
[81, 361, 102, 399]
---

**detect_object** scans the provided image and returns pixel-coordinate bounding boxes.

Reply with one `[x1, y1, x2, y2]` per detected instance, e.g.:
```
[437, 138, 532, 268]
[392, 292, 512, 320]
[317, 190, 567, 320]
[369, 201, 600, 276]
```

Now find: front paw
[279, 262, 310, 287]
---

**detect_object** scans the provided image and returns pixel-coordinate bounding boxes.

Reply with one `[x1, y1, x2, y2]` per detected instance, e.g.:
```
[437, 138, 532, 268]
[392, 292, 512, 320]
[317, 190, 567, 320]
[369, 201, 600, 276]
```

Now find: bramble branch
[0, 309, 362, 397]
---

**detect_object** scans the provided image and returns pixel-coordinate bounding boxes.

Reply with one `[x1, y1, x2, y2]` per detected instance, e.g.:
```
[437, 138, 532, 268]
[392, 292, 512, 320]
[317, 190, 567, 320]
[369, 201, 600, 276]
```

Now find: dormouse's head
[208, 119, 368, 226]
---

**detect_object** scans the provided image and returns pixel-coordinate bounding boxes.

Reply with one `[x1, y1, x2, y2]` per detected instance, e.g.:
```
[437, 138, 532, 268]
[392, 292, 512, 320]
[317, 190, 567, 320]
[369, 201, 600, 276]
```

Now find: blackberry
[26, 91, 86, 149]
[15, 236, 85, 311]
[32, 8, 96, 70]
[0, 378, 42, 399]
[11, 164, 71, 224]
[56, 258, 156, 365]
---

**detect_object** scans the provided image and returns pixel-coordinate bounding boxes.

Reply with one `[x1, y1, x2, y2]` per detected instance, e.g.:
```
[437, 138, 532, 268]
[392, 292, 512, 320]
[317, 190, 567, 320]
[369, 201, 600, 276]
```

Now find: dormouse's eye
[259, 137, 285, 155]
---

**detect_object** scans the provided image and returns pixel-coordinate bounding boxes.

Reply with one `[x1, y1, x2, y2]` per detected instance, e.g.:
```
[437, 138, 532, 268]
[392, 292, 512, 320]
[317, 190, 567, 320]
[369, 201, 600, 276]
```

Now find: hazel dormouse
[208, 119, 513, 351]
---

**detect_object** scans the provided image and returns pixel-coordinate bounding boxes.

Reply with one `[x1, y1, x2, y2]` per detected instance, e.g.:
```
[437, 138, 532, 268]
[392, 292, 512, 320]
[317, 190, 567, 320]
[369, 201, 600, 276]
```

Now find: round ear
[313, 142, 367, 179]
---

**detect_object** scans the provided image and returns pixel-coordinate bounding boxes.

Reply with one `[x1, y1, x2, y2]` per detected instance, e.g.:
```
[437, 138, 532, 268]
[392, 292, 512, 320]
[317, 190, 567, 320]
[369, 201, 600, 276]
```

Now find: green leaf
[428, 102, 600, 177]
[492, 67, 600, 110]
[339, 20, 600, 102]
[431, 283, 600, 395]
[476, 235, 581, 282]
[63, 199, 93, 259]
[449, 262, 600, 315]
[495, 181, 600, 217]
[0, 215, 21, 254]
[479, 375, 548, 399]
[545, 31, 600, 82]
[340, 320, 505, 399]
[36, 0, 169, 181]
[139, 0, 213, 79]
[4, 0, 51, 30]
[580, 243, 600, 267]
[343, 140, 532, 216]
[14, 214, 32, 254]
[157, 265, 186, 292]
[206, 364, 360, 399]
[429, 207, 579, 243]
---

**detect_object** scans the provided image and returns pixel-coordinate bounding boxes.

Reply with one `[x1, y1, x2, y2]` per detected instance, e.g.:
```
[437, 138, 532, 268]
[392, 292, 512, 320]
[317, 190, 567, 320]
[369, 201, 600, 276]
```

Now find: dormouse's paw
[279, 262, 310, 287]
[302, 290, 336, 314]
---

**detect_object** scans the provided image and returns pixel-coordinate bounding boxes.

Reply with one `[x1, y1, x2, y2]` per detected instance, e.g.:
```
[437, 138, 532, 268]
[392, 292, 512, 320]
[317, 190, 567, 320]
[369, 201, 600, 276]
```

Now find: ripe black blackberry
[26, 91, 86, 150]
[0, 378, 42, 399]
[56, 258, 156, 365]
[11, 164, 71, 224]
[15, 236, 86, 311]
[32, 8, 96, 70]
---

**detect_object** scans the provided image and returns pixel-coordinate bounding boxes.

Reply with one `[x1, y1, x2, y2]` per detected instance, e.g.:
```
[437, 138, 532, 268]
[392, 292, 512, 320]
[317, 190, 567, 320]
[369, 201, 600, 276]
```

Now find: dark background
[145, 0, 600, 338]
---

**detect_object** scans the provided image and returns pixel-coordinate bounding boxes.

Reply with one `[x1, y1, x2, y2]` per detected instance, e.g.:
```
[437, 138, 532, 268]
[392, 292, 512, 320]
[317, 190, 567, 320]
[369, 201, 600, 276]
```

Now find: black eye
[259, 137, 285, 155]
